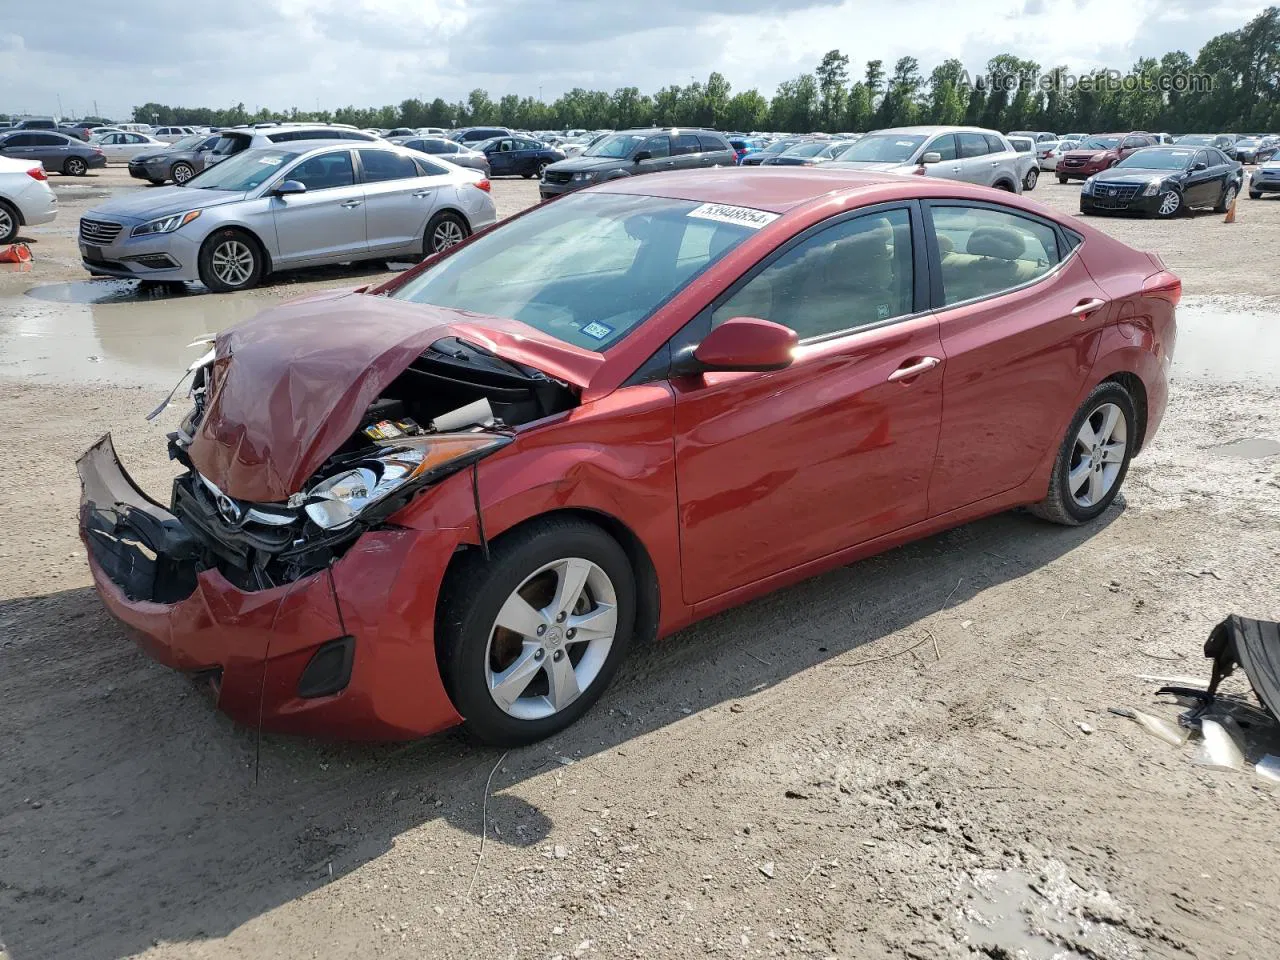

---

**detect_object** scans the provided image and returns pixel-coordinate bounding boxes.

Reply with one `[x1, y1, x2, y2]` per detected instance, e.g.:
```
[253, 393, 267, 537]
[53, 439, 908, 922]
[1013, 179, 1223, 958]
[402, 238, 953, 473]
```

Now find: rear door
[487, 139, 514, 176]
[696, 133, 737, 167]
[356, 147, 438, 255]
[672, 203, 943, 603]
[670, 133, 703, 171]
[956, 133, 993, 185]
[31, 133, 70, 167]
[923, 201, 1111, 515]
[269, 149, 367, 265]
[1183, 150, 1217, 206]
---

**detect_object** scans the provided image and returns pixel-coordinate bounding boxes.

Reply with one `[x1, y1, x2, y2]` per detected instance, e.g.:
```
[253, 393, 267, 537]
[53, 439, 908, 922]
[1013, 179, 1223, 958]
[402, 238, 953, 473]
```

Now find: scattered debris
[1108, 707, 1189, 746]
[784, 789, 811, 800]
[1257, 755, 1280, 783]
[1075, 721, 1095, 735]
[466, 749, 509, 899]
[1196, 718, 1246, 770]
[553, 845, 568, 860]
[758, 861, 775, 879]
[729, 703, 745, 713]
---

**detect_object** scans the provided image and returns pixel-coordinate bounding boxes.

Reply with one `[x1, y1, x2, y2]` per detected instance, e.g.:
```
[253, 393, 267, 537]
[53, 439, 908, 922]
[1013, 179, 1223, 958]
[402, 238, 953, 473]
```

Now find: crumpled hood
[87, 186, 247, 222]
[188, 290, 603, 502]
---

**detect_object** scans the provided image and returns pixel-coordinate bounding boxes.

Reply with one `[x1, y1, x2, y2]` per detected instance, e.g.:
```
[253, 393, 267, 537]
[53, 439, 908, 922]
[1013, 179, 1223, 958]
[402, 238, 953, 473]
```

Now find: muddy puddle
[1175, 297, 1280, 384]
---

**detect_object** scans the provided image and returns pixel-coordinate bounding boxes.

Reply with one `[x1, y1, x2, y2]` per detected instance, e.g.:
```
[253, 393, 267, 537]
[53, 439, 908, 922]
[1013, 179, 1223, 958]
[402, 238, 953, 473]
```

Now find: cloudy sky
[0, 0, 1268, 120]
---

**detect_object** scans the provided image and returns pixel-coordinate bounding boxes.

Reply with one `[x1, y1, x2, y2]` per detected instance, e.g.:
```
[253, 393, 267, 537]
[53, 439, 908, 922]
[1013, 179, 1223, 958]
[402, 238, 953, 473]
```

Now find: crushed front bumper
[76, 434, 464, 740]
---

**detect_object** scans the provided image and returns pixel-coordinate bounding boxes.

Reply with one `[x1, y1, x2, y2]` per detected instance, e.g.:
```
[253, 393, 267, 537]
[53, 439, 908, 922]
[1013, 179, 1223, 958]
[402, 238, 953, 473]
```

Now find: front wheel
[172, 162, 195, 185]
[1031, 382, 1136, 526]
[198, 229, 263, 292]
[1155, 189, 1182, 218]
[1058, 175, 1069, 184]
[1214, 183, 1238, 213]
[438, 518, 636, 746]
[424, 210, 469, 256]
[1023, 168, 1039, 191]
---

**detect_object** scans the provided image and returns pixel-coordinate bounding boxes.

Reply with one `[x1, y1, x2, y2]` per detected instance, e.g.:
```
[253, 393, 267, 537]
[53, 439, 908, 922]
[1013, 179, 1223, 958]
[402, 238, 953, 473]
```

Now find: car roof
[591, 167, 926, 213]
[865, 125, 1002, 136]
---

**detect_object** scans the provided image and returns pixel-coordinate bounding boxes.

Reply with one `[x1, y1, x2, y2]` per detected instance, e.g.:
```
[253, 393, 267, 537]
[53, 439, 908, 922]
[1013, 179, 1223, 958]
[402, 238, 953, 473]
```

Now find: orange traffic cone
[1224, 194, 1238, 223]
[0, 243, 32, 263]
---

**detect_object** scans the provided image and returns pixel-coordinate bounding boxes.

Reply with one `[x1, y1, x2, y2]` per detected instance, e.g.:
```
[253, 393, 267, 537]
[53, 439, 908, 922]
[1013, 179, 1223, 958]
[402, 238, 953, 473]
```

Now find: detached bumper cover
[76, 434, 463, 740]
[1201, 616, 1280, 720]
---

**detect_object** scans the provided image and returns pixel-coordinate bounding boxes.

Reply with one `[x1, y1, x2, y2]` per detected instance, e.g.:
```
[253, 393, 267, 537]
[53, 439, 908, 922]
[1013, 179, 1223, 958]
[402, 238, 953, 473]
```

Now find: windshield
[761, 139, 799, 155]
[1236, 138, 1260, 147]
[1116, 148, 1194, 170]
[1176, 134, 1213, 145]
[1082, 137, 1121, 149]
[782, 142, 831, 158]
[183, 148, 301, 191]
[389, 193, 763, 351]
[839, 134, 926, 163]
[170, 134, 203, 151]
[583, 133, 647, 158]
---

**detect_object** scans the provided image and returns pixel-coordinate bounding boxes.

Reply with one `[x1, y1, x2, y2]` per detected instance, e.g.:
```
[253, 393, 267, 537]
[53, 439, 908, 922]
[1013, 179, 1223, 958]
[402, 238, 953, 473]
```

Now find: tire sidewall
[424, 211, 468, 256]
[1024, 168, 1038, 190]
[1051, 384, 1137, 524]
[173, 163, 194, 184]
[198, 229, 262, 293]
[0, 200, 17, 244]
[440, 523, 636, 746]
[1156, 190, 1182, 218]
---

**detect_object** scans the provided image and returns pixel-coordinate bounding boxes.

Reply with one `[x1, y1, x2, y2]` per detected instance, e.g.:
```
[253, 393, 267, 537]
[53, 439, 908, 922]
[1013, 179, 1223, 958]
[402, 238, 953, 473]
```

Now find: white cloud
[0, 0, 1268, 120]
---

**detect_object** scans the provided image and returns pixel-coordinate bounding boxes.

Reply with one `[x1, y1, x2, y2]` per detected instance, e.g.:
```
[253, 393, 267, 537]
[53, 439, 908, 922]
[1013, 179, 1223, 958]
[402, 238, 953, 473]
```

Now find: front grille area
[1090, 184, 1141, 209]
[1063, 157, 1086, 167]
[80, 218, 123, 245]
[543, 170, 572, 184]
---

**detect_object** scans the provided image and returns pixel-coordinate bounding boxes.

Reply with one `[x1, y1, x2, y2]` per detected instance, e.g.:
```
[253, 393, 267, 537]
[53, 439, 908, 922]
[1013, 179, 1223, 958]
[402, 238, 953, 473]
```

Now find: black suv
[540, 128, 737, 200]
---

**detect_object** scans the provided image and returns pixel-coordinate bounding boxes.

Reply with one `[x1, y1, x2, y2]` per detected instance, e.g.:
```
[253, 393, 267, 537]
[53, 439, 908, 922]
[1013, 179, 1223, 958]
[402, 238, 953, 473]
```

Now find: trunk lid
[188, 290, 603, 502]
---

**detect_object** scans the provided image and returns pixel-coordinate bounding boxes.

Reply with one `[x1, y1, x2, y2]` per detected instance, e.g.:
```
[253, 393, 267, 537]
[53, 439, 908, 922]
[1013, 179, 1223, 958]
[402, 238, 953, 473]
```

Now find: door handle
[412, 189, 433, 198]
[341, 199, 363, 208]
[1070, 297, 1107, 318]
[887, 356, 941, 382]
[951, 165, 961, 173]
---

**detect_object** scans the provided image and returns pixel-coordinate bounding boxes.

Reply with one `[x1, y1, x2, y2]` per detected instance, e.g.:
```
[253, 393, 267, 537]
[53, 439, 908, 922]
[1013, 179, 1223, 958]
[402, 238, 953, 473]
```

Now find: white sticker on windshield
[687, 202, 778, 229]
[258, 155, 286, 165]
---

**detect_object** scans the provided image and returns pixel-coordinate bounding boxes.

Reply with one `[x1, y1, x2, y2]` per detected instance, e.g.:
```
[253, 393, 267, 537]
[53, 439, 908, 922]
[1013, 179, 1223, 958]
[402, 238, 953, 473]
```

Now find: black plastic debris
[1158, 615, 1280, 721]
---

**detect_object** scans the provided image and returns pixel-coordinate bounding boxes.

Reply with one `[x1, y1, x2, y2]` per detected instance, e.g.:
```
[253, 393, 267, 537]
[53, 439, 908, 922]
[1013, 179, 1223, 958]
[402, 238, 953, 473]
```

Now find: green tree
[726, 89, 769, 131]
[816, 49, 851, 131]
[924, 59, 966, 125]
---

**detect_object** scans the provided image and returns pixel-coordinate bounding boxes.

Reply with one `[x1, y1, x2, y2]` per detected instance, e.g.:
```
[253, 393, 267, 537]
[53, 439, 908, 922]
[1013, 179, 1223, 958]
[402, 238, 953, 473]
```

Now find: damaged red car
[78, 169, 1178, 745]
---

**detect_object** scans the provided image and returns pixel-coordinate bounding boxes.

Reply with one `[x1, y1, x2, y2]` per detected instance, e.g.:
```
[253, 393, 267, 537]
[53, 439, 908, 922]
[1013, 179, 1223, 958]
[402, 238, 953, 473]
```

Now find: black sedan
[0, 131, 107, 176]
[1080, 145, 1242, 218]
[471, 136, 565, 179]
[127, 133, 220, 185]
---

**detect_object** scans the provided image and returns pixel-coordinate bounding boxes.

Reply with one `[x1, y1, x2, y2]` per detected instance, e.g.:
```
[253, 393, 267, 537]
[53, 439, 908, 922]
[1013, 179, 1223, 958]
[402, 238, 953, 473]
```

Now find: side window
[640, 136, 671, 159]
[414, 156, 452, 177]
[925, 134, 958, 161]
[5, 134, 34, 146]
[930, 205, 1060, 307]
[285, 151, 355, 190]
[1212, 148, 1231, 165]
[1121, 137, 1145, 150]
[957, 133, 989, 158]
[1193, 150, 1210, 168]
[712, 209, 914, 340]
[672, 134, 701, 156]
[983, 133, 1006, 153]
[34, 134, 65, 146]
[358, 149, 419, 182]
[127, 133, 146, 144]
[697, 134, 730, 153]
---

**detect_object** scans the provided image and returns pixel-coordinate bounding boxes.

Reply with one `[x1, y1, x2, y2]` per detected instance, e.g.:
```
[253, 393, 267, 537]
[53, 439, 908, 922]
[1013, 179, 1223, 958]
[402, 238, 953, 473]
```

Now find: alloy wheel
[484, 557, 618, 721]
[432, 218, 465, 251]
[1158, 191, 1181, 216]
[210, 239, 255, 287]
[66, 158, 86, 176]
[173, 163, 194, 184]
[1068, 402, 1127, 508]
[0, 205, 13, 243]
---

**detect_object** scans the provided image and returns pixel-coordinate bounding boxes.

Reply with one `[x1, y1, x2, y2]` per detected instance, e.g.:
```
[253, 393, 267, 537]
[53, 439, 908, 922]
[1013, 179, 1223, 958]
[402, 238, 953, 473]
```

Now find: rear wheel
[423, 210, 469, 256]
[198, 229, 263, 292]
[63, 156, 87, 177]
[0, 199, 18, 244]
[1058, 175, 1069, 184]
[1251, 190, 1263, 200]
[1031, 382, 1136, 526]
[1023, 168, 1039, 190]
[1214, 183, 1238, 213]
[172, 162, 195, 185]
[438, 518, 636, 745]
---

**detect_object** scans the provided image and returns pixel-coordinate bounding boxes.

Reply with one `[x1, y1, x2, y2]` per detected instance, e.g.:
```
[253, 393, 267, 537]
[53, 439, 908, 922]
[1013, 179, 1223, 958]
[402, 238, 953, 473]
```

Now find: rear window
[211, 133, 251, 156]
[698, 133, 731, 152]
[672, 134, 701, 155]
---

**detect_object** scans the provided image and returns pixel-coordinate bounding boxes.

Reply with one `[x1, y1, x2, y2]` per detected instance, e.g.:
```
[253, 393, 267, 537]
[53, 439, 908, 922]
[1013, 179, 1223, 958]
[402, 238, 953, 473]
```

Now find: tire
[0, 199, 18, 244]
[437, 517, 637, 746]
[423, 210, 469, 256]
[147, 178, 165, 186]
[172, 162, 195, 185]
[1030, 381, 1137, 526]
[1251, 191, 1263, 200]
[1214, 182, 1238, 214]
[1023, 168, 1039, 191]
[63, 156, 87, 177]
[1058, 175, 1069, 184]
[1154, 189, 1182, 218]
[994, 180, 1016, 192]
[197, 229, 264, 292]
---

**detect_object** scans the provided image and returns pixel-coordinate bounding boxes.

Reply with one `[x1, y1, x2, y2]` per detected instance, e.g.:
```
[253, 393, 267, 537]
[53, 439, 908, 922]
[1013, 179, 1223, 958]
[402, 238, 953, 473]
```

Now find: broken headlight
[302, 433, 509, 530]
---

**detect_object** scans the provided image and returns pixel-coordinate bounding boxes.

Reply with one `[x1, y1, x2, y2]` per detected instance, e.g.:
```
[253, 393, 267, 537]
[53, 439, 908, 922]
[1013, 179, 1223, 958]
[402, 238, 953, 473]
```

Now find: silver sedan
[77, 141, 498, 292]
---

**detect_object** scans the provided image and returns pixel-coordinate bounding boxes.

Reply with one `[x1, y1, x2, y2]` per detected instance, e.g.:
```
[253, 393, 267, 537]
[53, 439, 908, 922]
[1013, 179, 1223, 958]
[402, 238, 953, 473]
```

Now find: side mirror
[273, 179, 307, 196]
[919, 151, 943, 164]
[633, 150, 652, 163]
[692, 317, 797, 373]
[1192, 161, 1207, 171]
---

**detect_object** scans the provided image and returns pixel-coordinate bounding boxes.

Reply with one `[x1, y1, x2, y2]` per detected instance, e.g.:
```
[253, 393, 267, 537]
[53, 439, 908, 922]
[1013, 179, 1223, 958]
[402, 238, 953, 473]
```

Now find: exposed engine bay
[158, 337, 577, 592]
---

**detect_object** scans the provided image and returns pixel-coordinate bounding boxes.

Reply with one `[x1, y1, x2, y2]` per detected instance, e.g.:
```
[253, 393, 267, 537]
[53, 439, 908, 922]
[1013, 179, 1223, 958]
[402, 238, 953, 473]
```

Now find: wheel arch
[1102, 372, 1149, 452]
[201, 222, 274, 276]
[0, 196, 24, 226]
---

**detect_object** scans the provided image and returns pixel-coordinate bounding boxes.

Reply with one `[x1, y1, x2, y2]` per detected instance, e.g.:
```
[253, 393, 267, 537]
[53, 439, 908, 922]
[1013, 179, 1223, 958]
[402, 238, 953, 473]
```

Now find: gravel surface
[2, 167, 1279, 960]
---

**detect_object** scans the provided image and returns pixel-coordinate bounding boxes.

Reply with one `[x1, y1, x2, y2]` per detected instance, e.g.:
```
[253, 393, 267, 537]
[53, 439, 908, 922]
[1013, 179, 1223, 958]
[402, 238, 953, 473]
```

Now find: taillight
[471, 178, 491, 193]
[26, 167, 47, 181]
[1142, 270, 1182, 306]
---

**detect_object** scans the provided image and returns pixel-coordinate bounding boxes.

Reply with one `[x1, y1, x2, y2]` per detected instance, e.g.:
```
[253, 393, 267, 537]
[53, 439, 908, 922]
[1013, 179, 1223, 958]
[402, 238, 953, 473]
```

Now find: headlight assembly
[572, 172, 595, 182]
[1081, 177, 1095, 195]
[131, 209, 201, 237]
[302, 433, 511, 530]
[1142, 181, 1161, 197]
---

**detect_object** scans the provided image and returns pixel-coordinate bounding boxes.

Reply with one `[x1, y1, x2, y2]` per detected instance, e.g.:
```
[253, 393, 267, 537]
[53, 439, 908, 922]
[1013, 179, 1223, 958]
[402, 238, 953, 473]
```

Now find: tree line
[125, 7, 1279, 135]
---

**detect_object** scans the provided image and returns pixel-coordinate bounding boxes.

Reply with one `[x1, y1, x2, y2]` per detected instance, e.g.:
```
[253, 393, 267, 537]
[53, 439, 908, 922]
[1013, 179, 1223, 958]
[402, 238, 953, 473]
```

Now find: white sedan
[0, 155, 57, 243]
[90, 131, 168, 162]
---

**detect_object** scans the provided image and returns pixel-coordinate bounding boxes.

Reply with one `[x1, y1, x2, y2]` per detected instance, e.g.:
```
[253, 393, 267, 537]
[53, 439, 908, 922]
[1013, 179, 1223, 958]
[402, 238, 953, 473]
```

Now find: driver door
[635, 135, 675, 175]
[488, 139, 514, 176]
[921, 133, 961, 181]
[672, 204, 943, 604]
[269, 149, 368, 265]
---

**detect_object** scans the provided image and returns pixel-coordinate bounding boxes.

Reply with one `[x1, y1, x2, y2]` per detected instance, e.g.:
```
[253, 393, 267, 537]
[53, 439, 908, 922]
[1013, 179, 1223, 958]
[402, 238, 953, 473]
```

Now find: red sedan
[77, 169, 1178, 745]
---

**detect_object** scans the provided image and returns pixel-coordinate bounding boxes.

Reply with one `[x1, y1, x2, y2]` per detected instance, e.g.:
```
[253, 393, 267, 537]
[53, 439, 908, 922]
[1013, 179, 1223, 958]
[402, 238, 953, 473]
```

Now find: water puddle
[1206, 438, 1280, 459]
[1175, 297, 1280, 384]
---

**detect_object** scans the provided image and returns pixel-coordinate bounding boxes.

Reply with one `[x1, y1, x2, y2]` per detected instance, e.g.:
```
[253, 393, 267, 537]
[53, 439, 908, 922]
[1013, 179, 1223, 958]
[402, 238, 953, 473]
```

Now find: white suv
[828, 125, 1025, 193]
[205, 124, 380, 166]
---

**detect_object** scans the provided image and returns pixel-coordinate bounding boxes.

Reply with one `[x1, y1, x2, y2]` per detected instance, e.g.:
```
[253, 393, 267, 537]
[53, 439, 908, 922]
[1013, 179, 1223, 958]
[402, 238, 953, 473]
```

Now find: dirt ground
[3, 167, 1280, 960]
